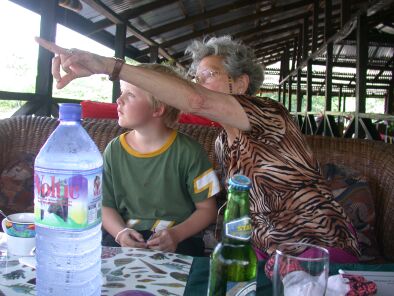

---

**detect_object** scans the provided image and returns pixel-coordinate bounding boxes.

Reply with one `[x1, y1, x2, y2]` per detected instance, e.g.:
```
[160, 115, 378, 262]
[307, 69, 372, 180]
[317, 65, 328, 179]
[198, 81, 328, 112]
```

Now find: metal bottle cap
[59, 103, 81, 121]
[228, 174, 251, 190]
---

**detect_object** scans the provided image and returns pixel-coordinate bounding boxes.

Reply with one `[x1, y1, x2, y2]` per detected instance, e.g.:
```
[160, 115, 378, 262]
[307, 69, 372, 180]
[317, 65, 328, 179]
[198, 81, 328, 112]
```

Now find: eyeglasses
[193, 69, 222, 84]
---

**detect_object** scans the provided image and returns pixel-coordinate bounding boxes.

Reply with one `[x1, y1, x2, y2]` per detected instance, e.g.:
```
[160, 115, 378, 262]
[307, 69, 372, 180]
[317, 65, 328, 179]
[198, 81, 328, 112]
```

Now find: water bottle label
[226, 280, 256, 296]
[34, 167, 102, 230]
[225, 217, 252, 241]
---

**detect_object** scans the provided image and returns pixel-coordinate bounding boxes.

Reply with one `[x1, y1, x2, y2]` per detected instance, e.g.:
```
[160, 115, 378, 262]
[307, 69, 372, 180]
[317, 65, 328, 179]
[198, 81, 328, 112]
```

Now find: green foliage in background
[0, 54, 141, 119]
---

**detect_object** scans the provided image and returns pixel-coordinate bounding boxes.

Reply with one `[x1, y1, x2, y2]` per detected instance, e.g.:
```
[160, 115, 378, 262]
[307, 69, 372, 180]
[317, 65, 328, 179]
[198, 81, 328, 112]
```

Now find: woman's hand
[117, 228, 147, 248]
[35, 37, 112, 89]
[146, 229, 180, 253]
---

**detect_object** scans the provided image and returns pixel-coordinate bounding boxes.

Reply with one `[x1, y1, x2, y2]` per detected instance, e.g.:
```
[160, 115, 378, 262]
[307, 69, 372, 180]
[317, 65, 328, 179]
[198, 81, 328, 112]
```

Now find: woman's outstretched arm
[35, 37, 250, 131]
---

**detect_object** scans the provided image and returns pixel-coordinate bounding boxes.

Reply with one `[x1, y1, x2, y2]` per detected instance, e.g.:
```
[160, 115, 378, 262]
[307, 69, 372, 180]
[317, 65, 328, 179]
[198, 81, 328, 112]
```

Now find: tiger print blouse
[215, 95, 360, 257]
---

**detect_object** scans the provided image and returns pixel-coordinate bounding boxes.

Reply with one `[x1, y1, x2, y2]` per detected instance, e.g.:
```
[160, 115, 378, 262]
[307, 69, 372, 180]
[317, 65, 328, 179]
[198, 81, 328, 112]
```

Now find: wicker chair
[0, 115, 393, 262]
[305, 136, 394, 262]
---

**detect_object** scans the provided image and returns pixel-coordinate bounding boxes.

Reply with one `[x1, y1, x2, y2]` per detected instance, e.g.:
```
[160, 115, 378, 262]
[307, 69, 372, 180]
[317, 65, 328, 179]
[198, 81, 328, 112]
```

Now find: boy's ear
[152, 104, 165, 118]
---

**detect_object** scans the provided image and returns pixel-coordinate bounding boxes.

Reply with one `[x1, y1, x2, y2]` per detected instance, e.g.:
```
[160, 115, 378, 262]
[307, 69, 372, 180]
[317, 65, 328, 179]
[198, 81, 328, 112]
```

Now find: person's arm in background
[102, 206, 146, 248]
[146, 197, 217, 253]
[35, 37, 250, 131]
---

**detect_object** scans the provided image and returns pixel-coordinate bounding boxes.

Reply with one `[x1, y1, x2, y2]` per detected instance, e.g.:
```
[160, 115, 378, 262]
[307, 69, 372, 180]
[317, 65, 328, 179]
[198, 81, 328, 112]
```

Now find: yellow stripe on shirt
[194, 168, 220, 197]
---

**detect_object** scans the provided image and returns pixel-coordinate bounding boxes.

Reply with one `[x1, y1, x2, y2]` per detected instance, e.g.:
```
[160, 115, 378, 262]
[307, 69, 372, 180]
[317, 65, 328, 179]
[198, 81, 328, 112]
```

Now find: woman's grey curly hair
[185, 35, 264, 95]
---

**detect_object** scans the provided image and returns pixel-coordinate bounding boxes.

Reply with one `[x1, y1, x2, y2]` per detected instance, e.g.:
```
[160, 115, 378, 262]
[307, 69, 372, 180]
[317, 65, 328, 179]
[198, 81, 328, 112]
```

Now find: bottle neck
[222, 188, 251, 244]
[59, 119, 81, 125]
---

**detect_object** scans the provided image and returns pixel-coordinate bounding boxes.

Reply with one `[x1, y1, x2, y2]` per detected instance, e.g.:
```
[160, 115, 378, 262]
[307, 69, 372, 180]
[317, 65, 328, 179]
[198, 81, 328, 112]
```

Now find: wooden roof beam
[154, 5, 337, 64]
[251, 8, 341, 47]
[139, 0, 314, 53]
[87, 0, 179, 34]
[255, 41, 293, 57]
[253, 26, 330, 55]
[82, 0, 180, 66]
[234, 11, 310, 41]
[246, 26, 303, 47]
[125, 0, 260, 45]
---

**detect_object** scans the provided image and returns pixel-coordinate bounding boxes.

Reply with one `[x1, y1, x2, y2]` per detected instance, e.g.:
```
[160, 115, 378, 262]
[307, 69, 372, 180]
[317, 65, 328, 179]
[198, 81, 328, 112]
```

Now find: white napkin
[282, 271, 350, 296]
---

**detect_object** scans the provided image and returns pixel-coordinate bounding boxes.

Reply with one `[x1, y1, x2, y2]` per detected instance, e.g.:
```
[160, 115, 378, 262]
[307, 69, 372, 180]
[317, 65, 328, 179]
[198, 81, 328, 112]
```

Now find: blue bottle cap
[228, 174, 251, 190]
[59, 103, 81, 121]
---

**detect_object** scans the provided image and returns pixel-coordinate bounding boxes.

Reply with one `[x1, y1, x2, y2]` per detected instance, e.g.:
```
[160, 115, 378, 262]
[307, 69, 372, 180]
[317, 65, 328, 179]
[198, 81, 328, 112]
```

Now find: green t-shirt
[102, 130, 220, 231]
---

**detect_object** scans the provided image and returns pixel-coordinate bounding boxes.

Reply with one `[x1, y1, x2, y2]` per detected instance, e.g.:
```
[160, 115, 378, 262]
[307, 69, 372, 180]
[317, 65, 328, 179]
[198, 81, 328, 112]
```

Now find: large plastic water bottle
[34, 103, 103, 296]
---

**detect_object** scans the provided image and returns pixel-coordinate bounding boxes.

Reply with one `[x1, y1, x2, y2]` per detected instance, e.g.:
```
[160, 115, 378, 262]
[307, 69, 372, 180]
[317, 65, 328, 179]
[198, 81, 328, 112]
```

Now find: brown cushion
[0, 153, 35, 215]
[322, 163, 381, 262]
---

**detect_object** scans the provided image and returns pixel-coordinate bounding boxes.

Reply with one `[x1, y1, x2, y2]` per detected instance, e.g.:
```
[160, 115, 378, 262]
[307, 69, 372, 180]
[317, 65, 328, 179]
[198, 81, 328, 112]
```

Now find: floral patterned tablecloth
[0, 234, 193, 296]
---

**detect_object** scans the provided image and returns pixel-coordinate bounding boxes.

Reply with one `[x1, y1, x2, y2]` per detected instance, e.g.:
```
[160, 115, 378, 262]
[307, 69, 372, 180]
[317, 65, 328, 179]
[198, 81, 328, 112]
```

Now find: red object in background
[81, 100, 118, 119]
[178, 113, 221, 127]
[80, 100, 220, 127]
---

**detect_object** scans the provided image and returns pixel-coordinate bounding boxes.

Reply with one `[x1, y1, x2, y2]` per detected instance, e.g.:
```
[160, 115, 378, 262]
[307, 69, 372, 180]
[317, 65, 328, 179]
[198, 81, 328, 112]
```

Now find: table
[185, 258, 394, 296]
[1, 244, 394, 295]
[0, 246, 194, 296]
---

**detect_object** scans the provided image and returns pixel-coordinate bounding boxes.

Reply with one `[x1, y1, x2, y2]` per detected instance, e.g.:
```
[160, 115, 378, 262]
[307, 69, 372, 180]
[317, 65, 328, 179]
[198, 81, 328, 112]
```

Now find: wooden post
[324, 0, 333, 136]
[340, 0, 351, 136]
[35, 0, 57, 116]
[386, 70, 393, 114]
[278, 85, 282, 103]
[297, 69, 302, 112]
[150, 45, 159, 63]
[312, 0, 319, 52]
[338, 85, 343, 135]
[112, 23, 126, 103]
[306, 0, 318, 115]
[288, 77, 292, 111]
[297, 16, 309, 112]
[278, 55, 284, 103]
[338, 0, 348, 134]
[341, 0, 351, 27]
[283, 46, 290, 106]
[338, 85, 343, 112]
[306, 62, 312, 112]
[294, 25, 303, 116]
[355, 13, 368, 138]
[291, 39, 297, 71]
[303, 16, 309, 59]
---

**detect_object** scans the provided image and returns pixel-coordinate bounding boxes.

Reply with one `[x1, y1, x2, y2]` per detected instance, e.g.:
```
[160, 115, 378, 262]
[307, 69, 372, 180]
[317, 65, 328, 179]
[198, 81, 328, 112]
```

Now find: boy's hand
[146, 229, 179, 253]
[117, 229, 147, 248]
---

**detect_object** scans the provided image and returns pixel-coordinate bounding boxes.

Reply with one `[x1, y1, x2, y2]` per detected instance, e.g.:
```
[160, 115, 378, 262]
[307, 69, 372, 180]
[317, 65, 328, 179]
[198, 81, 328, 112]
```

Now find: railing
[291, 111, 394, 143]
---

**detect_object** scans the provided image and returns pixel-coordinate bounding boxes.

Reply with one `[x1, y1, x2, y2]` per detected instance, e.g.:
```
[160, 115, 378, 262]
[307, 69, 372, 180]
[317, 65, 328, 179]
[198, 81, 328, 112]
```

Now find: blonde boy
[102, 64, 220, 256]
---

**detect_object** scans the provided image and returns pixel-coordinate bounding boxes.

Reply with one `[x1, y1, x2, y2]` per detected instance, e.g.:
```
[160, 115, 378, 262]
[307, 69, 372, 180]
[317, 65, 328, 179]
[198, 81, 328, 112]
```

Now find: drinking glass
[272, 242, 329, 296]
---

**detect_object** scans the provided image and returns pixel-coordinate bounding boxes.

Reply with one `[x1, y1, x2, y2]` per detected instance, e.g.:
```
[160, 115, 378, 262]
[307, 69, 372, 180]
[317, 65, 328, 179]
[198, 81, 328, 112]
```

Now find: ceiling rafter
[138, 0, 315, 56]
[81, 0, 182, 67]
[87, 0, 179, 34]
[9, 0, 394, 85]
[126, 0, 260, 45]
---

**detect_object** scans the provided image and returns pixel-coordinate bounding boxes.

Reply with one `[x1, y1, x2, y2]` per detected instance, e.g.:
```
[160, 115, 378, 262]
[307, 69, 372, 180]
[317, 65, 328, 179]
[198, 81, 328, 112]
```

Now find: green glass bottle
[207, 174, 257, 296]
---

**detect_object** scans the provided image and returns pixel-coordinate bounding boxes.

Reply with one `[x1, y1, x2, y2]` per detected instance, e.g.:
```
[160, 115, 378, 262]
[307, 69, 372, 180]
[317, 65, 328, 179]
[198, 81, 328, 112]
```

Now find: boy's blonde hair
[137, 63, 182, 127]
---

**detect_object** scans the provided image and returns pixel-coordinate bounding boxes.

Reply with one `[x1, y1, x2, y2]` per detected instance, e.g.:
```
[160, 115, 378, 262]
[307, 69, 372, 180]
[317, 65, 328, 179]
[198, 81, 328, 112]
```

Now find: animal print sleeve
[233, 95, 288, 144]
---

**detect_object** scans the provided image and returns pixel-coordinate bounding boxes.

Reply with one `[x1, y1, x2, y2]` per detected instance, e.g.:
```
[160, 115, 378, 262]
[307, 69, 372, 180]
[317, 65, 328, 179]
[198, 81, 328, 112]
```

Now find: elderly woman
[36, 35, 360, 263]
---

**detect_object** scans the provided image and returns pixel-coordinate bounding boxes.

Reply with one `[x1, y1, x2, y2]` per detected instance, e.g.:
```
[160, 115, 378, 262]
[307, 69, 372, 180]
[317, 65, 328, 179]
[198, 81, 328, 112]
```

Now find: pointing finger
[52, 56, 62, 82]
[35, 36, 68, 55]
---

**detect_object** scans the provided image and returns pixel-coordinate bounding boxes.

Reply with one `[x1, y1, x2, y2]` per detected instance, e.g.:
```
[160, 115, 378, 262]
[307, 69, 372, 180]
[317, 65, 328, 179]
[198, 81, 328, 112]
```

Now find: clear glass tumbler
[272, 242, 329, 296]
